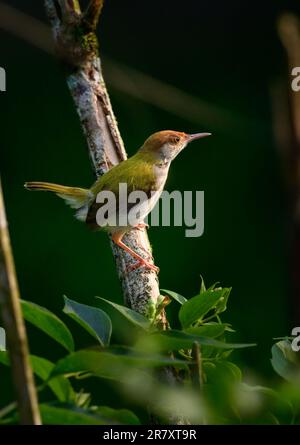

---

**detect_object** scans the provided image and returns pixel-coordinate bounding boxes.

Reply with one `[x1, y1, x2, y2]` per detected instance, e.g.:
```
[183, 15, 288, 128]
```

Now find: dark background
[1, 0, 299, 409]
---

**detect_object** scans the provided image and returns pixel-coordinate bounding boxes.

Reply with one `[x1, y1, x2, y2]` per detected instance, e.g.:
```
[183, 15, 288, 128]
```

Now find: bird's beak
[188, 132, 212, 142]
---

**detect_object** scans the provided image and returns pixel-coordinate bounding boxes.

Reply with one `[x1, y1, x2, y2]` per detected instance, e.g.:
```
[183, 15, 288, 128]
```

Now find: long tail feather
[24, 181, 92, 213]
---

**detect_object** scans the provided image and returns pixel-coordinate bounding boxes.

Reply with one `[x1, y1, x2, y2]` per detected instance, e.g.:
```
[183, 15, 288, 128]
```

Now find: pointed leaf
[96, 297, 151, 330]
[148, 330, 256, 351]
[63, 296, 112, 346]
[160, 289, 187, 305]
[200, 275, 206, 294]
[179, 289, 228, 328]
[21, 300, 74, 352]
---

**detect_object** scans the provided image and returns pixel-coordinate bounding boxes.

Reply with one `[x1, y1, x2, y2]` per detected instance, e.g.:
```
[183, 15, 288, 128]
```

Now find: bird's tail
[24, 181, 92, 217]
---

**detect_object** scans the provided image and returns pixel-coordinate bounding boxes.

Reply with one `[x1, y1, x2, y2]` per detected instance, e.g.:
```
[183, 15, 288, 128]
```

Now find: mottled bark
[0, 179, 41, 425]
[44, 0, 162, 320]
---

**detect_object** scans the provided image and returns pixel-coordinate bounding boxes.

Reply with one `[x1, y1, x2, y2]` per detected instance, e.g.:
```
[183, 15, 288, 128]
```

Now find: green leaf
[21, 300, 74, 352]
[51, 349, 190, 382]
[179, 289, 229, 328]
[95, 406, 140, 425]
[215, 288, 232, 314]
[39, 404, 140, 425]
[160, 289, 187, 305]
[200, 275, 206, 293]
[203, 360, 242, 382]
[148, 330, 256, 351]
[0, 351, 75, 402]
[271, 340, 300, 383]
[96, 297, 151, 330]
[39, 404, 107, 425]
[186, 323, 227, 338]
[63, 296, 112, 347]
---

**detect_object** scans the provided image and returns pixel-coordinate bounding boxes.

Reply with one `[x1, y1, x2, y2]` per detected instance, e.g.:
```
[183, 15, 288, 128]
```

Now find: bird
[25, 130, 211, 273]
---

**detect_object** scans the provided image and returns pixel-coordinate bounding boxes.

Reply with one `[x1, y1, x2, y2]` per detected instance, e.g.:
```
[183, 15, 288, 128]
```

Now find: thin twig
[190, 342, 203, 390]
[83, 0, 105, 31]
[0, 179, 41, 425]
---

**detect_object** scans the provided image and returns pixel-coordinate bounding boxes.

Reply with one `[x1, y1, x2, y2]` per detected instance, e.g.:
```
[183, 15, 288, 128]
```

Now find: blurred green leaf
[186, 323, 227, 338]
[160, 289, 187, 305]
[179, 289, 231, 328]
[39, 404, 107, 425]
[204, 360, 242, 383]
[63, 296, 112, 347]
[95, 406, 140, 425]
[0, 352, 75, 402]
[51, 349, 190, 381]
[148, 330, 255, 351]
[21, 300, 74, 352]
[271, 340, 300, 383]
[96, 297, 151, 330]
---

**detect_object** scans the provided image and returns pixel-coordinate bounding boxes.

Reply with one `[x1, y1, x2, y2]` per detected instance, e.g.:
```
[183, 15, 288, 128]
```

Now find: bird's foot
[133, 223, 149, 231]
[126, 258, 160, 274]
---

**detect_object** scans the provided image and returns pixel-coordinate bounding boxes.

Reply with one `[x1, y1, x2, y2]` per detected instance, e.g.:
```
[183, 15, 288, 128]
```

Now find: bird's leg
[132, 224, 152, 259]
[133, 222, 149, 231]
[112, 231, 159, 273]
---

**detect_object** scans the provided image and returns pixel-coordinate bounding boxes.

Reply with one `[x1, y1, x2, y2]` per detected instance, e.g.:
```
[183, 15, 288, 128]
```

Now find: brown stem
[0, 179, 41, 425]
[190, 342, 203, 390]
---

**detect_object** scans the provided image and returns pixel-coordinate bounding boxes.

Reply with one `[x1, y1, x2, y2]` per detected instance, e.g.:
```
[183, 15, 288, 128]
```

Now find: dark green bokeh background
[0, 0, 299, 409]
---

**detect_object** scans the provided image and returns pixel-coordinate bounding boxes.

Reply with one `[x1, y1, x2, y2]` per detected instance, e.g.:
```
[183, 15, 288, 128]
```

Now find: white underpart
[75, 163, 170, 227]
[125, 163, 170, 226]
[73, 191, 94, 221]
[76, 203, 90, 222]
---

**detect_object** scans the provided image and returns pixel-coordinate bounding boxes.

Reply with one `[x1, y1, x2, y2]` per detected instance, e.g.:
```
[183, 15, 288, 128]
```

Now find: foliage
[1, 278, 300, 424]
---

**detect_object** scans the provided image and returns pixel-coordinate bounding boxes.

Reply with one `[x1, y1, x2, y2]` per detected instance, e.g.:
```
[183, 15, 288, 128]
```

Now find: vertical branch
[44, 0, 164, 322]
[0, 179, 41, 425]
[44, 0, 184, 424]
[190, 342, 203, 390]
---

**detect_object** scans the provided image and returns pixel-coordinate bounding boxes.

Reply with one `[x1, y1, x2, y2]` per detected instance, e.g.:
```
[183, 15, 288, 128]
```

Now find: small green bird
[25, 130, 210, 272]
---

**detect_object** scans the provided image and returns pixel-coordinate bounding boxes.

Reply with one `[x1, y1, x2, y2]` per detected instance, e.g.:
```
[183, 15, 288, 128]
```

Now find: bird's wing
[86, 156, 157, 229]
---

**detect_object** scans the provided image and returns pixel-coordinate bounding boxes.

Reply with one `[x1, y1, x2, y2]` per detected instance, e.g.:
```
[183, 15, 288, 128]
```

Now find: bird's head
[139, 130, 211, 163]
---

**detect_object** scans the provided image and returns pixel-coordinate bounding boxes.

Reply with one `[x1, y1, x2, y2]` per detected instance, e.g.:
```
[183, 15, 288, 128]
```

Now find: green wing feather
[86, 154, 157, 228]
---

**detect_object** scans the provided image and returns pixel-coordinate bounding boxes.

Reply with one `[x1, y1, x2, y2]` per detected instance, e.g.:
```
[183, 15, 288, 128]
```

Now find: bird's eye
[171, 136, 180, 145]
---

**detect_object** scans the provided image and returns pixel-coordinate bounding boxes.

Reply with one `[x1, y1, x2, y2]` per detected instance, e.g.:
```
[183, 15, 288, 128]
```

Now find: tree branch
[44, 0, 164, 321]
[83, 0, 104, 31]
[0, 179, 41, 425]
